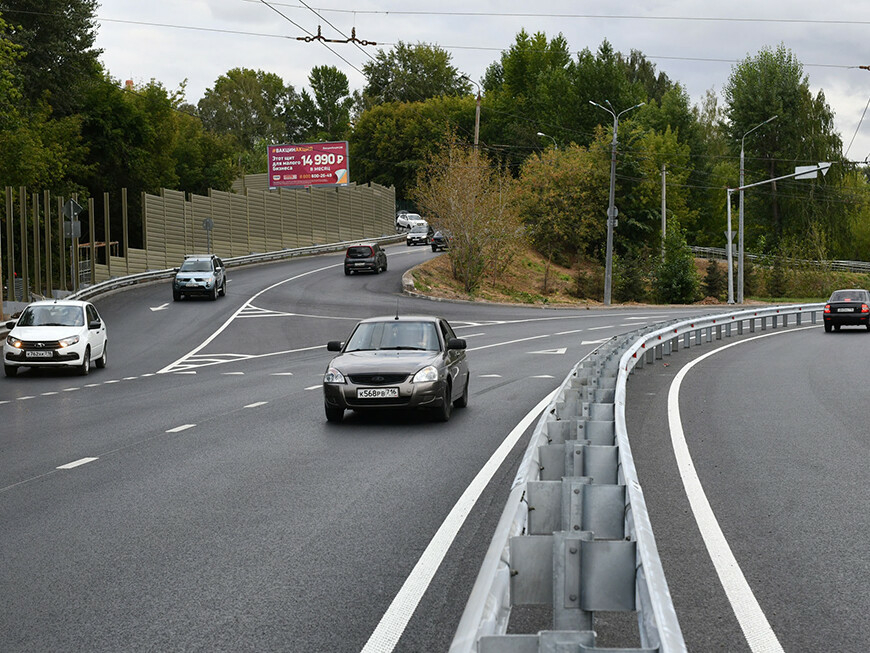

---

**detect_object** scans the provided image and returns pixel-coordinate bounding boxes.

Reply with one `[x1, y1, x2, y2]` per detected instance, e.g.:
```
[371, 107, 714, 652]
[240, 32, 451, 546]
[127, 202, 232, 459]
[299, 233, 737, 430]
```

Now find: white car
[396, 212, 427, 231]
[4, 300, 108, 377]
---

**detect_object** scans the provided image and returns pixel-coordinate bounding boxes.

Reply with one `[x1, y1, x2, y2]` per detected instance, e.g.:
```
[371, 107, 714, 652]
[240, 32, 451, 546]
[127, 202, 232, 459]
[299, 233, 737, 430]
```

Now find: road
[0, 244, 704, 652]
[626, 324, 870, 652]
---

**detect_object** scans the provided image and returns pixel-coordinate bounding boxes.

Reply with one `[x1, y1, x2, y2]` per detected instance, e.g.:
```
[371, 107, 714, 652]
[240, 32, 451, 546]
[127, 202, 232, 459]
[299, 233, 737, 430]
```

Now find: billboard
[267, 141, 349, 188]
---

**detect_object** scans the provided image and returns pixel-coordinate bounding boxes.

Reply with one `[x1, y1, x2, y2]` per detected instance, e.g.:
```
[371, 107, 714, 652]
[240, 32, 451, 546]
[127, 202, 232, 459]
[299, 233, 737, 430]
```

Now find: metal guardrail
[690, 246, 870, 273]
[67, 234, 405, 302]
[451, 302, 824, 652]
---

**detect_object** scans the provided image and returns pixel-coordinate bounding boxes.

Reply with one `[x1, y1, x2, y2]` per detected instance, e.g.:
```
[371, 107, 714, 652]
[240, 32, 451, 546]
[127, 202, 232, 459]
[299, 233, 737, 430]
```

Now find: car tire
[344, 268, 351, 276]
[433, 383, 452, 422]
[219, 279, 226, 297]
[79, 346, 91, 376]
[96, 344, 107, 369]
[383, 260, 388, 272]
[824, 323, 832, 332]
[4, 364, 17, 377]
[432, 245, 437, 252]
[210, 284, 218, 301]
[453, 374, 469, 408]
[325, 403, 344, 423]
[173, 290, 181, 301]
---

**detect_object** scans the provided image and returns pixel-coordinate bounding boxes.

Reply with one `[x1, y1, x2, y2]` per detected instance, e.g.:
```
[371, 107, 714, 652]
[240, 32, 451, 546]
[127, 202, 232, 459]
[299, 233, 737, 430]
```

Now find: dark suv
[173, 254, 226, 301]
[344, 243, 387, 275]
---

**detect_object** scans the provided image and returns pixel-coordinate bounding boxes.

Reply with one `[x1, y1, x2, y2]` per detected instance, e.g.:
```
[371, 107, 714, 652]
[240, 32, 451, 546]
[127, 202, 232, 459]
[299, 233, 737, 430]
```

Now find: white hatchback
[4, 300, 108, 377]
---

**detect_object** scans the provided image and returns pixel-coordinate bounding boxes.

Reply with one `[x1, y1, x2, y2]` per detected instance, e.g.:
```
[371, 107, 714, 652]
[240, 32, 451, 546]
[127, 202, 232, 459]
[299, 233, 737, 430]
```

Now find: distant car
[344, 243, 387, 275]
[4, 300, 108, 377]
[823, 288, 870, 332]
[322, 315, 470, 423]
[406, 224, 433, 246]
[173, 254, 226, 301]
[430, 230, 451, 252]
[396, 212, 427, 231]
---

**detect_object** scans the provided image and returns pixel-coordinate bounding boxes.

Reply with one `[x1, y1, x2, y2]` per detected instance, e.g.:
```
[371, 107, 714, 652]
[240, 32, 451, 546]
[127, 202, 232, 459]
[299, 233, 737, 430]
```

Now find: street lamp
[462, 75, 481, 152]
[536, 131, 557, 150]
[738, 115, 777, 303]
[589, 100, 645, 306]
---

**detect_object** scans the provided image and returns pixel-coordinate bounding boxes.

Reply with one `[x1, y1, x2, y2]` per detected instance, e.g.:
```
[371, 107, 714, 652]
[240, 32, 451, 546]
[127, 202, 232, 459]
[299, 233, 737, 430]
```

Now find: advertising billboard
[267, 141, 349, 188]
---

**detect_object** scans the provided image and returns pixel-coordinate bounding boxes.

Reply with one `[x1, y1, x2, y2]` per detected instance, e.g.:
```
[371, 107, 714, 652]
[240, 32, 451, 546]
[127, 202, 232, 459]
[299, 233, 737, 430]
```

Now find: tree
[296, 65, 354, 142]
[197, 68, 296, 152]
[652, 219, 699, 303]
[0, 0, 102, 116]
[360, 41, 469, 108]
[411, 133, 523, 293]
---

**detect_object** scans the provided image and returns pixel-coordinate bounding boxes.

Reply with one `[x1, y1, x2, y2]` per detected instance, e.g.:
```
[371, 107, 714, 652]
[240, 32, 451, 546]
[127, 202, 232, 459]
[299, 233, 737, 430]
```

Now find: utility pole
[463, 75, 481, 152]
[589, 100, 644, 305]
[661, 164, 667, 261]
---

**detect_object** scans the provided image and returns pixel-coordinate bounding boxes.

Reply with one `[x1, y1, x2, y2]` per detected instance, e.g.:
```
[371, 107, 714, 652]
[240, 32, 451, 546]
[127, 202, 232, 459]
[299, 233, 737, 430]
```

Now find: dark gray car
[323, 315, 469, 423]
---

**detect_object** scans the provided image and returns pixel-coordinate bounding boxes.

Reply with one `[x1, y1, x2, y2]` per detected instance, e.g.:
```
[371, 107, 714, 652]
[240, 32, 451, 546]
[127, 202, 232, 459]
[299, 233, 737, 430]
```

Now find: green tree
[197, 68, 296, 152]
[360, 41, 469, 108]
[652, 220, 699, 303]
[297, 65, 354, 142]
[703, 259, 726, 299]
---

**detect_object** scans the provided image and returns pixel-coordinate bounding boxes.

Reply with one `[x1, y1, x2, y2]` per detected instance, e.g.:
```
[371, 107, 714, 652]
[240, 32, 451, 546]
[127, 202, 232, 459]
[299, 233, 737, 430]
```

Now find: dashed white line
[17, 396, 34, 401]
[123, 376, 138, 381]
[57, 457, 98, 470]
[85, 383, 100, 387]
[166, 424, 196, 433]
[555, 329, 584, 335]
[104, 380, 120, 384]
[272, 372, 294, 376]
[175, 371, 197, 375]
[63, 387, 79, 392]
[479, 374, 501, 378]
[531, 374, 555, 378]
[587, 325, 615, 331]
[223, 372, 245, 375]
[304, 385, 321, 390]
[0, 400, 9, 405]
[41, 392, 58, 396]
[244, 401, 268, 408]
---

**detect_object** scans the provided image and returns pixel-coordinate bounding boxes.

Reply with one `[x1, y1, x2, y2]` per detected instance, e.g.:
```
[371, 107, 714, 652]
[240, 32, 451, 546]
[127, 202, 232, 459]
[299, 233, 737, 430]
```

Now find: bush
[652, 221, 700, 303]
[574, 267, 604, 300]
[614, 251, 649, 303]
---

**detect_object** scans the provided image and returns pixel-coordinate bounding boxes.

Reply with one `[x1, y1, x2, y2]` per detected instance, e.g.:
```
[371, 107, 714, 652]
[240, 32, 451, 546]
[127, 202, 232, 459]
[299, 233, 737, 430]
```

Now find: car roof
[347, 242, 376, 247]
[184, 254, 215, 260]
[358, 315, 443, 324]
[24, 299, 89, 308]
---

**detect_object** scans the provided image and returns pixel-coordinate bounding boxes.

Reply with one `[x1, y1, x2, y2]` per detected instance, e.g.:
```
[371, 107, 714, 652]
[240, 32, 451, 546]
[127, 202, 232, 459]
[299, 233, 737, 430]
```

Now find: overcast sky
[93, 1, 870, 162]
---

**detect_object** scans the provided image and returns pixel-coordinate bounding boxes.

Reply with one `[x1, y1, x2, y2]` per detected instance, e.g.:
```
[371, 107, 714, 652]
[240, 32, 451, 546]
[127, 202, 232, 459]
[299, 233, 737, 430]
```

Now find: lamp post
[589, 100, 644, 306]
[536, 131, 557, 150]
[462, 75, 481, 152]
[738, 115, 777, 303]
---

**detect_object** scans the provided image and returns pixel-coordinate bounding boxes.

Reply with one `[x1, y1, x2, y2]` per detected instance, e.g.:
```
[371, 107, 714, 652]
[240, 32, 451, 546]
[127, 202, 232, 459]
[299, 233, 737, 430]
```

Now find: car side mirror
[327, 341, 343, 352]
[5, 320, 15, 329]
[447, 338, 466, 350]
[88, 319, 102, 330]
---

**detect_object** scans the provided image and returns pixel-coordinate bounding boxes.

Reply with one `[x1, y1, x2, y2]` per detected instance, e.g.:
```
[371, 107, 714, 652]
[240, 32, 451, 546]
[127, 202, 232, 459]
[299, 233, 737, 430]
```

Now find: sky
[92, 1, 870, 162]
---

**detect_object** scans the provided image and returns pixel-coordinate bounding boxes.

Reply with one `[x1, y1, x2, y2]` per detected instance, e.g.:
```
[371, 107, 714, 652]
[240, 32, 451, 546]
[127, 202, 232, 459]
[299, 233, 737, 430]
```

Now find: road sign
[63, 221, 82, 239]
[794, 163, 832, 180]
[63, 198, 83, 220]
[202, 218, 214, 231]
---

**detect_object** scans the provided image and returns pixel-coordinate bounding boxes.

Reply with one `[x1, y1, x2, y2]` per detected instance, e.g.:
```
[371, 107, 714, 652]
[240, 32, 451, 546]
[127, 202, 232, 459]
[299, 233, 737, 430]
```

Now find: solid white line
[166, 424, 196, 433]
[244, 401, 268, 408]
[304, 385, 321, 390]
[57, 457, 98, 470]
[667, 328, 814, 652]
[468, 334, 548, 351]
[361, 388, 559, 653]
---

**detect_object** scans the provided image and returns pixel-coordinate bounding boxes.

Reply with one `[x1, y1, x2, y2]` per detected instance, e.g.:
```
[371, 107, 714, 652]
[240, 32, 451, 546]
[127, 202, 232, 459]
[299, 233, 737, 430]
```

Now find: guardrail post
[749, 317, 756, 333]
[715, 324, 722, 340]
[738, 319, 744, 335]
[672, 334, 680, 352]
[761, 315, 767, 330]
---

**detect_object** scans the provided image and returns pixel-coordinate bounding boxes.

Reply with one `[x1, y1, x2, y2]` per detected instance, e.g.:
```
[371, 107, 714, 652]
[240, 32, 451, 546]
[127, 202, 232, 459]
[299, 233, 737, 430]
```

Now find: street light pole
[738, 115, 777, 303]
[590, 100, 644, 306]
[536, 131, 557, 150]
[462, 75, 481, 152]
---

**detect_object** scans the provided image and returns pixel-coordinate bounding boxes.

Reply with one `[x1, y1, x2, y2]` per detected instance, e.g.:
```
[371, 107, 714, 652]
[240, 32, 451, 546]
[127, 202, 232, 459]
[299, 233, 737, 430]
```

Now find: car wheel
[210, 284, 218, 301]
[433, 382, 452, 422]
[173, 290, 181, 301]
[453, 374, 469, 408]
[96, 344, 107, 369]
[325, 403, 344, 423]
[219, 279, 226, 297]
[4, 364, 17, 377]
[432, 245, 437, 252]
[374, 263, 381, 274]
[344, 268, 351, 276]
[79, 346, 91, 376]
[383, 260, 388, 272]
[824, 323, 832, 332]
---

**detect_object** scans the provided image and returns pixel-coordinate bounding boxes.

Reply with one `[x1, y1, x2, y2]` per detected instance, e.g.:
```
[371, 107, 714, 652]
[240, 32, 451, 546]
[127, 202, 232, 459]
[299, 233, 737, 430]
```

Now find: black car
[406, 224, 433, 246]
[344, 243, 387, 275]
[173, 254, 226, 301]
[823, 288, 870, 332]
[322, 315, 469, 423]
[430, 230, 451, 252]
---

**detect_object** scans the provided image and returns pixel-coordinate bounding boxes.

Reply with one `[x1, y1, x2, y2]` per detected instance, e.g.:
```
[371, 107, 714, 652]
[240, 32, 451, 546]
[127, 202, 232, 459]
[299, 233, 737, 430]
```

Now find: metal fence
[690, 246, 870, 274]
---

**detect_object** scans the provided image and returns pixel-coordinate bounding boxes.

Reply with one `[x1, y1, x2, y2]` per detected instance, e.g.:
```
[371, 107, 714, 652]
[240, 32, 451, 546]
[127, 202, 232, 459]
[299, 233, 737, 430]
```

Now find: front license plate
[838, 307, 855, 312]
[25, 350, 53, 359]
[357, 387, 399, 399]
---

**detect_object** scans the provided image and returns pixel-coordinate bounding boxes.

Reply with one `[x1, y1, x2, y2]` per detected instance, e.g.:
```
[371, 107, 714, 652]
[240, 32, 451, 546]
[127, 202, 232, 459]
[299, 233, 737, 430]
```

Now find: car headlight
[6, 335, 22, 348]
[58, 335, 80, 348]
[323, 367, 346, 384]
[412, 365, 439, 383]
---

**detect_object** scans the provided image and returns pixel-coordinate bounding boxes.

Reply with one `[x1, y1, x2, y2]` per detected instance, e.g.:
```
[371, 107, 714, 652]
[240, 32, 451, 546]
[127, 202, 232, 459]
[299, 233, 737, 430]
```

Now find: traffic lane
[627, 325, 870, 651]
[0, 330, 570, 651]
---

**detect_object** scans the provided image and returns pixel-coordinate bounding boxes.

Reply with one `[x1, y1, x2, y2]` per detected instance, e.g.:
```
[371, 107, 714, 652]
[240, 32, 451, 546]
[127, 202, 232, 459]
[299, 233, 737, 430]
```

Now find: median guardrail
[451, 303, 824, 653]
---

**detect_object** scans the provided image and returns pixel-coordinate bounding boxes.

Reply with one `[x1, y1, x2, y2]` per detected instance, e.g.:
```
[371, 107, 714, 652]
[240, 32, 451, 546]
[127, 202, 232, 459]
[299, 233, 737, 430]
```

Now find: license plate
[838, 307, 855, 312]
[185, 282, 199, 287]
[26, 350, 53, 359]
[354, 262, 365, 266]
[357, 387, 399, 399]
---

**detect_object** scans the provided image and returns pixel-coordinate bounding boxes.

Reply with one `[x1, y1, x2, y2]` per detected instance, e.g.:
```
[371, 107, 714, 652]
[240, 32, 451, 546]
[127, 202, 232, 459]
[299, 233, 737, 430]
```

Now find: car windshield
[829, 290, 866, 301]
[345, 321, 440, 352]
[410, 226, 428, 233]
[180, 259, 213, 272]
[17, 305, 85, 327]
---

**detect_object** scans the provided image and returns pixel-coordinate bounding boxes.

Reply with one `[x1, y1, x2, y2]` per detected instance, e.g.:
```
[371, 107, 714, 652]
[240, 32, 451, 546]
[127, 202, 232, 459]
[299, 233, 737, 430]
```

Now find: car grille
[18, 340, 63, 350]
[348, 373, 408, 385]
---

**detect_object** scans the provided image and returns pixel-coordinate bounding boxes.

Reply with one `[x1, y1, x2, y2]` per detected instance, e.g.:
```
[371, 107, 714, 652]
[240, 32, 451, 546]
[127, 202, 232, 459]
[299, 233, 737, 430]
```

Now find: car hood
[175, 271, 215, 280]
[330, 350, 442, 374]
[9, 325, 86, 341]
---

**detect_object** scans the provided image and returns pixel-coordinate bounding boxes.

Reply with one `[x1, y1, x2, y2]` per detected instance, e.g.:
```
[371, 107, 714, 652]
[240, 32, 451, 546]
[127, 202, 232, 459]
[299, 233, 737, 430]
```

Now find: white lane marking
[223, 372, 245, 375]
[244, 401, 268, 408]
[175, 371, 197, 375]
[479, 374, 501, 378]
[0, 400, 9, 405]
[529, 347, 567, 355]
[141, 373, 155, 377]
[304, 385, 321, 390]
[166, 424, 196, 433]
[158, 263, 340, 374]
[581, 338, 611, 345]
[462, 332, 486, 338]
[361, 388, 558, 653]
[272, 372, 294, 376]
[63, 387, 79, 392]
[625, 315, 669, 320]
[85, 383, 100, 387]
[555, 329, 584, 335]
[531, 374, 555, 378]
[57, 457, 98, 470]
[468, 334, 549, 351]
[149, 303, 169, 312]
[41, 392, 59, 396]
[587, 325, 615, 331]
[123, 376, 138, 380]
[668, 328, 813, 652]
[104, 380, 120, 384]
[17, 396, 35, 401]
